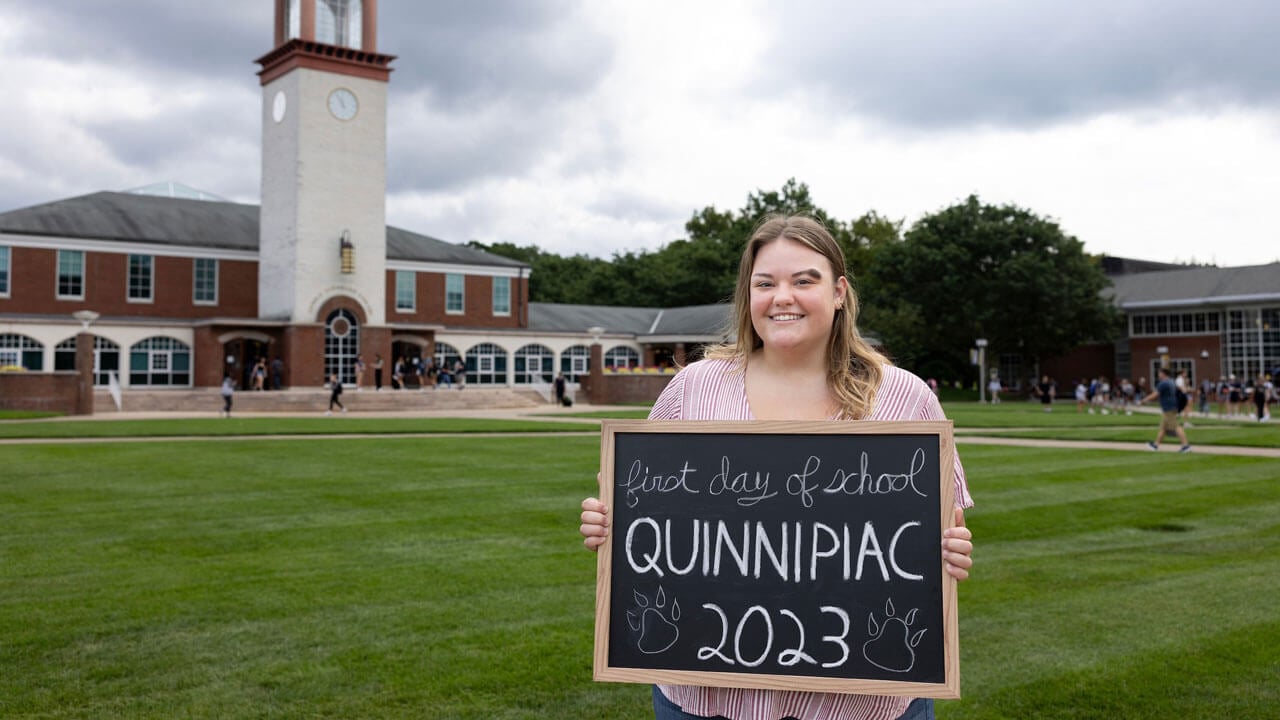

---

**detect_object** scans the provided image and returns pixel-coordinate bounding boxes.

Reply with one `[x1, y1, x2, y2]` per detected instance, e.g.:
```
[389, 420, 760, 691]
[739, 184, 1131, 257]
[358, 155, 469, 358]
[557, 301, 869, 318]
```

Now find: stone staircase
[93, 386, 545, 414]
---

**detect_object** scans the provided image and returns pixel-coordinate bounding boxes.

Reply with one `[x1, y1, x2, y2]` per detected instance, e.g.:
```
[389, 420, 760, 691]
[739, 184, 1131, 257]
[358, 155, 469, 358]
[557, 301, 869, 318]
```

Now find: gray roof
[1107, 262, 1280, 309]
[0, 191, 526, 269]
[646, 304, 732, 338]
[527, 302, 731, 340]
[527, 303, 662, 335]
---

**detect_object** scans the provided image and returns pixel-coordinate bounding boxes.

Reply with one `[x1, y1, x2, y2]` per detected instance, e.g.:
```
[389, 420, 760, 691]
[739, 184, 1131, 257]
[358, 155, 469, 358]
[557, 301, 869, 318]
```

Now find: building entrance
[223, 338, 271, 390]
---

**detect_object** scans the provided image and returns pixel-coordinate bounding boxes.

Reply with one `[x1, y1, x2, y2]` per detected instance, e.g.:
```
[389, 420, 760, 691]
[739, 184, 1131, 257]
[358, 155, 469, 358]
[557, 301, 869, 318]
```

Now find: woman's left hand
[942, 507, 974, 581]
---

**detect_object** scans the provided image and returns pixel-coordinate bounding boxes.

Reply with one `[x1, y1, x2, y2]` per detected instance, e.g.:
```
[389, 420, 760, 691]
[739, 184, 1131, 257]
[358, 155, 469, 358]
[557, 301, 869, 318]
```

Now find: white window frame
[604, 345, 640, 369]
[395, 270, 416, 312]
[57, 249, 85, 300]
[445, 273, 465, 314]
[492, 277, 511, 316]
[128, 254, 154, 303]
[193, 257, 218, 305]
[0, 246, 11, 297]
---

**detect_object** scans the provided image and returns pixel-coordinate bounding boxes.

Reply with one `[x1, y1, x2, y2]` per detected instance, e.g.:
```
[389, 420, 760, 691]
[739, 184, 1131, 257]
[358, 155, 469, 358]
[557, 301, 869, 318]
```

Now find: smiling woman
[579, 215, 974, 720]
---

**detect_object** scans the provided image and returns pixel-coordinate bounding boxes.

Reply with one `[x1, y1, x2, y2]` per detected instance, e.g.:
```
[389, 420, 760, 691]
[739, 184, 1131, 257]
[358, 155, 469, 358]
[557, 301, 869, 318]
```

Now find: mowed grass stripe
[1, 436, 633, 719]
[0, 416, 599, 440]
[948, 445, 1280, 719]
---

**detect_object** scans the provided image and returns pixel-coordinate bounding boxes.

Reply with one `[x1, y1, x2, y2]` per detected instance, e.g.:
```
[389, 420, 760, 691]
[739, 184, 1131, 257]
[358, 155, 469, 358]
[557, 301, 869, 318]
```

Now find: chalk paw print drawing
[627, 586, 681, 654]
[862, 598, 926, 672]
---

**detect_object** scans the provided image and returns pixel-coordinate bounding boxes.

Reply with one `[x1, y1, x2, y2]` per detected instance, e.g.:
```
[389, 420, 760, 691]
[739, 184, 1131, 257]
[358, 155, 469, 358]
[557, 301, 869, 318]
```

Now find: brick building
[0, 1, 724, 397]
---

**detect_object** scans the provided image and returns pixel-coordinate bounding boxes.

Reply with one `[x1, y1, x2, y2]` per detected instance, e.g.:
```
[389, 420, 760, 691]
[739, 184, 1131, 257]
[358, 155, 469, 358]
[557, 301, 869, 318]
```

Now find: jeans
[651, 686, 933, 720]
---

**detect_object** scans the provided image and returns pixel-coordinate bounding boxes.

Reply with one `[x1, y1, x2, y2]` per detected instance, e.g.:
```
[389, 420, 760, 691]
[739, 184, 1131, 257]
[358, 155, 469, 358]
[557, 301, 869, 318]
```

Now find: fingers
[943, 542, 973, 580]
[943, 507, 973, 581]
[580, 496, 609, 552]
[944, 565, 969, 581]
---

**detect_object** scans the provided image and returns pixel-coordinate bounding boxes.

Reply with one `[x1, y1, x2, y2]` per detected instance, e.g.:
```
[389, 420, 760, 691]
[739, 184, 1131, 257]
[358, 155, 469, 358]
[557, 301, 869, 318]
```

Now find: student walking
[1144, 367, 1190, 452]
[220, 375, 234, 417]
[326, 373, 346, 415]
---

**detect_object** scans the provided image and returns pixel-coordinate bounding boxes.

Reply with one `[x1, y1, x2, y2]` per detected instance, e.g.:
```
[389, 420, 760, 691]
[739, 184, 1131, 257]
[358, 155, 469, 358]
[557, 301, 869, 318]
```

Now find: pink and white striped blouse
[647, 357, 974, 720]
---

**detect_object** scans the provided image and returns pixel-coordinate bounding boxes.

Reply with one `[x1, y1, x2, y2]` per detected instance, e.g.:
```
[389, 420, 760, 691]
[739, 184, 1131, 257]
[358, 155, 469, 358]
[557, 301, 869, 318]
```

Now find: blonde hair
[705, 214, 890, 419]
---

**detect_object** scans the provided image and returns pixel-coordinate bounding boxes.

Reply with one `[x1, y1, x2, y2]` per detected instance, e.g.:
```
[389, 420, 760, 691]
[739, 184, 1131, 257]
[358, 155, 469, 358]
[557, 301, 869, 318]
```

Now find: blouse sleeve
[917, 389, 975, 509]
[648, 369, 686, 420]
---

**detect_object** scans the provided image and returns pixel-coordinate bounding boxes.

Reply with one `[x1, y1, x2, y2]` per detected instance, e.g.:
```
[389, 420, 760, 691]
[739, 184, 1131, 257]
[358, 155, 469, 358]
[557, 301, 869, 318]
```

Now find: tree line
[468, 179, 1122, 382]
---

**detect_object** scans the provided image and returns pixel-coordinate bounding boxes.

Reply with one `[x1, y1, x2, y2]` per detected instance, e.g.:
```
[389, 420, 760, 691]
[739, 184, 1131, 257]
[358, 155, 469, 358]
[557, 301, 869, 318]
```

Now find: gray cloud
[12, 1, 268, 82]
[380, 0, 612, 107]
[756, 0, 1280, 130]
[1, 1, 613, 206]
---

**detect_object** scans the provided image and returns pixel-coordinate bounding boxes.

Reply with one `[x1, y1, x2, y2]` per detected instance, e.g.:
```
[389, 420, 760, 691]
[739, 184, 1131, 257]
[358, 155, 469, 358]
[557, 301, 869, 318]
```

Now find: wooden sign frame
[593, 419, 960, 698]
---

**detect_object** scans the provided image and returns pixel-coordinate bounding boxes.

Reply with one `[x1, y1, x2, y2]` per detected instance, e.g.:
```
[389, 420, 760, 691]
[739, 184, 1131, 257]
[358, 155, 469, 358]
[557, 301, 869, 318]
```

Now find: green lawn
[2, 431, 1278, 718]
[0, 416, 598, 439]
[0, 409, 62, 420]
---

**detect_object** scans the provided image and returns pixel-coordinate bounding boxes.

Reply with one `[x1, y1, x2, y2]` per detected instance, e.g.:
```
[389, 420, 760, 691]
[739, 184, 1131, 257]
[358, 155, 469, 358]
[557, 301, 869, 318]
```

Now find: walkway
[4, 403, 1278, 457]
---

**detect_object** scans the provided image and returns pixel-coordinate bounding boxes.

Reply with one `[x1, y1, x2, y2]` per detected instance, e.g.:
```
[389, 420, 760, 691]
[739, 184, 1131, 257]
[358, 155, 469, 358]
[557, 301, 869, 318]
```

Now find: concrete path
[3, 404, 1278, 457]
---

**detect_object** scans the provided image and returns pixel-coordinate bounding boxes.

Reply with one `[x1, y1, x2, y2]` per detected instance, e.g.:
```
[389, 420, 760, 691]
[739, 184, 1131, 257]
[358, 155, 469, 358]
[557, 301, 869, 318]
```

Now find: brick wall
[389, 270, 525, 329]
[0, 372, 84, 413]
[0, 247, 258, 319]
[580, 373, 674, 405]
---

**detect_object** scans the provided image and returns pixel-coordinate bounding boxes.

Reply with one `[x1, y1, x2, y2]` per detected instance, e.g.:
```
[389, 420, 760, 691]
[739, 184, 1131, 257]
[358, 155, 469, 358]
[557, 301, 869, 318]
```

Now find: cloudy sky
[2, 1, 1278, 266]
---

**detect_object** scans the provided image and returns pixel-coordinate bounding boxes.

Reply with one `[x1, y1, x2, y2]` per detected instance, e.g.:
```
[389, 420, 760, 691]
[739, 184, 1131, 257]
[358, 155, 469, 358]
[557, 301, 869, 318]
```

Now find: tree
[471, 180, 903, 308]
[466, 241, 617, 305]
[680, 179, 897, 304]
[862, 195, 1121, 382]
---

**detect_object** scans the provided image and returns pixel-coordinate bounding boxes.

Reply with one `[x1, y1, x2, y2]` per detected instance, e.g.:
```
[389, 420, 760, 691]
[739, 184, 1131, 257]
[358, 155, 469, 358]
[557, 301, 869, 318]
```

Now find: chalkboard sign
[593, 420, 960, 698]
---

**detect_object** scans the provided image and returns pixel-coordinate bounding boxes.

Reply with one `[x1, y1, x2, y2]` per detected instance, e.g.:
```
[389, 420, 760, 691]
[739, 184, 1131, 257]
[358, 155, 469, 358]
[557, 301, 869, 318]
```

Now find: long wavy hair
[705, 214, 889, 419]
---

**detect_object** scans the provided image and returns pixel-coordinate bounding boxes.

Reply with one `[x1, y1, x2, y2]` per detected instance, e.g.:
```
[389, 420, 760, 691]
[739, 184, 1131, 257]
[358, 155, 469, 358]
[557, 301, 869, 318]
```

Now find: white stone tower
[256, 0, 394, 326]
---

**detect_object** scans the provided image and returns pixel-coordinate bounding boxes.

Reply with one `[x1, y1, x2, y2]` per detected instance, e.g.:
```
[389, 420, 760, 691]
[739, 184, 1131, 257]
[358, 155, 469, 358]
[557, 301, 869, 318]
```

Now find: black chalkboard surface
[593, 420, 960, 698]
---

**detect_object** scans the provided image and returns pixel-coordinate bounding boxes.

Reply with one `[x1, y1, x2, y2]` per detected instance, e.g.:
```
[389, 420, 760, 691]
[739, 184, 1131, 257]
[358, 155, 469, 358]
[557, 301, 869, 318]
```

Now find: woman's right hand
[580, 496, 609, 551]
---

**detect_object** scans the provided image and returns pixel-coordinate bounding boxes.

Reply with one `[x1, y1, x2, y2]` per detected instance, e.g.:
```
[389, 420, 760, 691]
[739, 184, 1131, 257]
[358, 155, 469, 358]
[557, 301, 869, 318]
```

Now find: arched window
[325, 309, 360, 384]
[604, 345, 640, 370]
[55, 338, 77, 371]
[466, 342, 508, 385]
[0, 334, 43, 371]
[53, 337, 120, 386]
[560, 345, 590, 382]
[433, 342, 461, 373]
[94, 337, 121, 386]
[514, 344, 554, 384]
[129, 337, 191, 386]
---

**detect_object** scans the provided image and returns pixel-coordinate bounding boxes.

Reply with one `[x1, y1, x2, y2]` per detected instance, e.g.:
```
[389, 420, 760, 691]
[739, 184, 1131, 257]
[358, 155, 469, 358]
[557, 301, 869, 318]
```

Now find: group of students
[1206, 374, 1276, 421]
[1071, 375, 1142, 415]
[347, 354, 468, 392]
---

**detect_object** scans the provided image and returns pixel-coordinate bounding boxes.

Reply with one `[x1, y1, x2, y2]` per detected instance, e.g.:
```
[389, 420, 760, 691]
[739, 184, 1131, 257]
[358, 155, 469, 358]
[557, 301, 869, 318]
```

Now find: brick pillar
[674, 342, 687, 366]
[588, 342, 604, 405]
[283, 324, 326, 388]
[363, 326, 391, 371]
[74, 332, 94, 415]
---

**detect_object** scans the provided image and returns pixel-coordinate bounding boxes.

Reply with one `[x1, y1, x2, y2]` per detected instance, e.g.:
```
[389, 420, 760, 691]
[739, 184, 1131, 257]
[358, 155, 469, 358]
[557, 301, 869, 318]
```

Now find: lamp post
[976, 338, 988, 403]
[72, 310, 99, 329]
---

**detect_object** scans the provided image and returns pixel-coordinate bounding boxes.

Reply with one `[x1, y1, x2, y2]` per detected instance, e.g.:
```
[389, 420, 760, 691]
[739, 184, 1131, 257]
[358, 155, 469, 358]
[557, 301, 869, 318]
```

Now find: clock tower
[256, 0, 394, 383]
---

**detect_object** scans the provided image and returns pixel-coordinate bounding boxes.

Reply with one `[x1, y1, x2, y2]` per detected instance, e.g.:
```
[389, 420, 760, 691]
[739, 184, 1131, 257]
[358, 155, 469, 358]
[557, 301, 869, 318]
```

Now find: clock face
[328, 88, 358, 121]
[272, 90, 287, 123]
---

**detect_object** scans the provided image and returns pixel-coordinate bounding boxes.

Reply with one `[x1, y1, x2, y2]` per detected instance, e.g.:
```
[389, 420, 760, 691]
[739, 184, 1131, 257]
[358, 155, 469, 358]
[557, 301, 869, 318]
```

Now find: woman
[252, 357, 267, 391]
[353, 355, 366, 392]
[579, 215, 974, 720]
